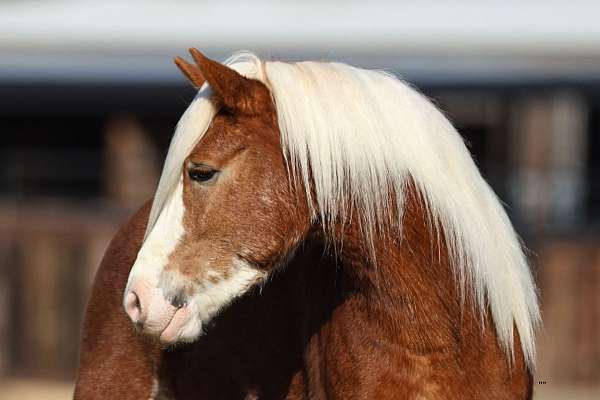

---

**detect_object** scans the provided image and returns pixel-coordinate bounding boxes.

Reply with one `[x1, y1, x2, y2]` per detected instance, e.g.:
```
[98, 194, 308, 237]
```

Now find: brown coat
[75, 196, 532, 399]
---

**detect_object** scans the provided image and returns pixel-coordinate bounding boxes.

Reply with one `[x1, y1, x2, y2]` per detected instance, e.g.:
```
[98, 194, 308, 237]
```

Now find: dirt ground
[534, 385, 600, 400]
[0, 379, 73, 400]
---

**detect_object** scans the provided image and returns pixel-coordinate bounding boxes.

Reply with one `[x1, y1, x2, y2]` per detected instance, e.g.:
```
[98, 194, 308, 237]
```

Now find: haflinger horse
[75, 49, 540, 399]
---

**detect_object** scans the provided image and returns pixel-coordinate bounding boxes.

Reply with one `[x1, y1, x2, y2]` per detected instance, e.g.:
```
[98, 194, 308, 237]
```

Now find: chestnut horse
[75, 49, 539, 399]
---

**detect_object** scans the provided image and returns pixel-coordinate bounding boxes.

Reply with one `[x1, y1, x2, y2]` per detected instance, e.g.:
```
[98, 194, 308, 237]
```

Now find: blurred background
[1, 1, 599, 399]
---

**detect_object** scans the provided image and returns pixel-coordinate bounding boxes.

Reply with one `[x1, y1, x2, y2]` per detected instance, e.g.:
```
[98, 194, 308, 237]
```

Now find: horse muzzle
[124, 278, 193, 345]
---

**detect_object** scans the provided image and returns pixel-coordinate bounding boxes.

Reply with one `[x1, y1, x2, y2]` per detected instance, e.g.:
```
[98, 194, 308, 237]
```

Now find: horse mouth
[158, 305, 194, 345]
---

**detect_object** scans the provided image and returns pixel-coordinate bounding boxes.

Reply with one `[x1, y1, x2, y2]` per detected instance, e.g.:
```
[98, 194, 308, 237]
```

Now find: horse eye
[188, 167, 218, 183]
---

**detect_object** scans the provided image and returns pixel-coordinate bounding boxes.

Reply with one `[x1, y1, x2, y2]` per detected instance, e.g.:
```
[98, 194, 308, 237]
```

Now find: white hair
[145, 52, 540, 368]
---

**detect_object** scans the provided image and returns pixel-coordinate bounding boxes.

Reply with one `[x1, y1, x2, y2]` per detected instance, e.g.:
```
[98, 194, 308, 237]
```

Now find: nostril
[134, 292, 141, 309]
[125, 290, 144, 322]
[170, 292, 187, 309]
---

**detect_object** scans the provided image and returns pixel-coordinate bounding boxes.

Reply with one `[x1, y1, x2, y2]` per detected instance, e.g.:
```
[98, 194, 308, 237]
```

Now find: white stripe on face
[125, 178, 186, 294]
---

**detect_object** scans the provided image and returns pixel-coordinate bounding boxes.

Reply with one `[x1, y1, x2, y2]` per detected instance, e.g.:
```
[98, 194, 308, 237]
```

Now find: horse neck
[328, 187, 474, 350]
[301, 189, 529, 398]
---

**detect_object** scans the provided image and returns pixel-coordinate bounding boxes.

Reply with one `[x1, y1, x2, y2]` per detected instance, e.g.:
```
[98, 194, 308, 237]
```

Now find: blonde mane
[146, 52, 540, 368]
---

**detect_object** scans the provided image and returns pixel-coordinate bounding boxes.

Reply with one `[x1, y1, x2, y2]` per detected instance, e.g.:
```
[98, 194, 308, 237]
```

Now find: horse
[74, 49, 540, 399]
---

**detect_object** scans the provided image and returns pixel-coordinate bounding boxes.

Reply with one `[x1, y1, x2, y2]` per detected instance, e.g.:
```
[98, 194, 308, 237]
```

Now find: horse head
[123, 49, 311, 345]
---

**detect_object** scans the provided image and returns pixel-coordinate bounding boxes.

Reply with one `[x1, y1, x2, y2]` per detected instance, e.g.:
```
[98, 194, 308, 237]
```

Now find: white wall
[1, 0, 600, 83]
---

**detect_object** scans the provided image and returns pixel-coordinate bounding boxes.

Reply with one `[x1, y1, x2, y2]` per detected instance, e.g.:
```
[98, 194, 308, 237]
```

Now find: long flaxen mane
[145, 52, 540, 368]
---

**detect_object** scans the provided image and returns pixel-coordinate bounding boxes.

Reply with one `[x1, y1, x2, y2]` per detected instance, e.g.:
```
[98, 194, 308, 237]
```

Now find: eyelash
[188, 167, 218, 183]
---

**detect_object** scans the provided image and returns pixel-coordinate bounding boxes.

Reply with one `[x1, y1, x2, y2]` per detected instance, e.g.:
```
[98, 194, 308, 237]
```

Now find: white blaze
[125, 178, 186, 294]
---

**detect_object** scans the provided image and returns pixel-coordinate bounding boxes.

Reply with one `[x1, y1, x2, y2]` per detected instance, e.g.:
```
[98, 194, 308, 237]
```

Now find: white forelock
[146, 52, 540, 368]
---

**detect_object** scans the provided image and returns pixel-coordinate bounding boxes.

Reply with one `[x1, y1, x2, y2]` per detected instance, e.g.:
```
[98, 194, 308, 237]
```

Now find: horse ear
[174, 56, 206, 89]
[186, 48, 269, 115]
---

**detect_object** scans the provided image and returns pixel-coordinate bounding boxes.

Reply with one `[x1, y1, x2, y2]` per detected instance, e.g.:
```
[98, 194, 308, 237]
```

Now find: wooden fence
[0, 203, 125, 379]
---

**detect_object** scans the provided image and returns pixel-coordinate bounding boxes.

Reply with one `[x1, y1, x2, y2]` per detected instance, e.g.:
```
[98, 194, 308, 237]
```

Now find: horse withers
[75, 49, 539, 399]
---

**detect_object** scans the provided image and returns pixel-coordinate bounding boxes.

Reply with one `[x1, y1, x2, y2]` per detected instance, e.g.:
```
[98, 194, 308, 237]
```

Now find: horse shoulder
[74, 201, 160, 400]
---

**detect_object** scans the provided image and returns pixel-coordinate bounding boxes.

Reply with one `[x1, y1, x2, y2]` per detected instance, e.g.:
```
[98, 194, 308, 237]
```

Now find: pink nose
[124, 279, 156, 326]
[124, 290, 144, 325]
[123, 278, 187, 343]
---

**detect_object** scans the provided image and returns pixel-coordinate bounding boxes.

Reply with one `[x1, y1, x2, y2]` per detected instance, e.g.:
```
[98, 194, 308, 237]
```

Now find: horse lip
[159, 305, 192, 345]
